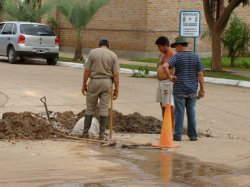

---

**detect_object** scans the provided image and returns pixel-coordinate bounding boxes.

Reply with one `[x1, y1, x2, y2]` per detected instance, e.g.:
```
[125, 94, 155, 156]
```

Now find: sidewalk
[59, 51, 250, 84]
[59, 51, 156, 67]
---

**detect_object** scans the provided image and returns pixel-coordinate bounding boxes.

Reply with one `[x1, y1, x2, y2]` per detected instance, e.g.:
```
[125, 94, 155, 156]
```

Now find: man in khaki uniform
[81, 39, 119, 140]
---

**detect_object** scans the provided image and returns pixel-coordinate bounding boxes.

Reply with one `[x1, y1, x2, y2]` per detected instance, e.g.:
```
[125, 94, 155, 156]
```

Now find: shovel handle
[40, 96, 51, 123]
[109, 85, 113, 139]
[40, 96, 46, 104]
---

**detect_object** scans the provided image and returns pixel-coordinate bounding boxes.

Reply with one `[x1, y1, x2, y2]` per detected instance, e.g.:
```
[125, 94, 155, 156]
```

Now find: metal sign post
[179, 10, 201, 53]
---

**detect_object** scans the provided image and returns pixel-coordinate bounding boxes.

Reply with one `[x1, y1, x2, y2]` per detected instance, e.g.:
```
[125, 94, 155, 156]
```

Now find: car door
[0, 23, 6, 55]
[0, 23, 15, 56]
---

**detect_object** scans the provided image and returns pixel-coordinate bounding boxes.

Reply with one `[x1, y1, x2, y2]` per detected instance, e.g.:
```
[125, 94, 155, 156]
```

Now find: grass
[120, 64, 250, 81]
[120, 64, 157, 71]
[131, 57, 250, 69]
[58, 56, 84, 64]
[203, 71, 250, 81]
[201, 57, 250, 69]
[131, 58, 158, 63]
[59, 55, 250, 81]
[129, 57, 250, 81]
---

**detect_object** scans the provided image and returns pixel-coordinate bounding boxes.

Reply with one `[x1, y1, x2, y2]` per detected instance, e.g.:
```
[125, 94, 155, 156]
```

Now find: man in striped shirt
[163, 36, 205, 141]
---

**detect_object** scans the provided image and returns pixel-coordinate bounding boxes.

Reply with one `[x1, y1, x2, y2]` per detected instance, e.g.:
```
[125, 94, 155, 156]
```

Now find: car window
[2, 23, 14, 35]
[20, 24, 55, 36]
[0, 23, 5, 33]
[13, 24, 17, 34]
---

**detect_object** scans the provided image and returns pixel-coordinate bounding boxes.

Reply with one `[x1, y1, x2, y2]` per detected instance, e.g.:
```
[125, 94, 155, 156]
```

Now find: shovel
[40, 96, 51, 124]
[109, 85, 114, 139]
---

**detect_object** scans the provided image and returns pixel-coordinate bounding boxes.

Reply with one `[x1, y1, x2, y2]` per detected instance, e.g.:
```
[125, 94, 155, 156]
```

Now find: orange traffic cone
[153, 103, 180, 148]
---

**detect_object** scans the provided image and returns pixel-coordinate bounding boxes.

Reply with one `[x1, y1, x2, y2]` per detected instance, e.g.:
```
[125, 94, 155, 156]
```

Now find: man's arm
[198, 71, 205, 98]
[162, 63, 176, 83]
[81, 69, 90, 95]
[113, 72, 119, 100]
[157, 53, 164, 67]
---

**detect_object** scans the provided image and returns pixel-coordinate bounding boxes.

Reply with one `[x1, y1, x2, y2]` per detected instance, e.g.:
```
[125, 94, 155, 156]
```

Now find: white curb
[57, 61, 250, 88]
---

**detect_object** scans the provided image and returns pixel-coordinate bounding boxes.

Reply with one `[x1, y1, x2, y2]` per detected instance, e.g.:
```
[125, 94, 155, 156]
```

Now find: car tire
[8, 47, 18, 64]
[46, 58, 57, 65]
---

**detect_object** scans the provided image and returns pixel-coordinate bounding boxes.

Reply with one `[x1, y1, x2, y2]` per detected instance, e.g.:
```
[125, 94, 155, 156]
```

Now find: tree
[0, 0, 5, 18]
[1, 0, 53, 22]
[57, 0, 108, 61]
[203, 0, 250, 71]
[222, 14, 250, 67]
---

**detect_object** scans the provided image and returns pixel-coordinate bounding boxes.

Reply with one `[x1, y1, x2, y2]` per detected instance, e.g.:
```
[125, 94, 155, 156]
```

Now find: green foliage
[1, 0, 54, 22]
[46, 16, 59, 34]
[0, 0, 5, 11]
[57, 0, 108, 59]
[229, 0, 250, 7]
[241, 60, 250, 68]
[58, 56, 83, 64]
[131, 58, 158, 63]
[128, 57, 250, 70]
[57, 0, 108, 31]
[222, 14, 250, 67]
[204, 70, 250, 81]
[201, 57, 250, 69]
[144, 65, 150, 75]
[200, 30, 211, 42]
[131, 65, 151, 78]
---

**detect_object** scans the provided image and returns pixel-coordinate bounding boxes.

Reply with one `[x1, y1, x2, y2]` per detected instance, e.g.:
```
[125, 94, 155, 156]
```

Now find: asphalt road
[1, 59, 250, 186]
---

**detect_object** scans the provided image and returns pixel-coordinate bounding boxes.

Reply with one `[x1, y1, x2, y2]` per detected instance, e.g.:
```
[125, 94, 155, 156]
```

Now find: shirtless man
[155, 36, 175, 127]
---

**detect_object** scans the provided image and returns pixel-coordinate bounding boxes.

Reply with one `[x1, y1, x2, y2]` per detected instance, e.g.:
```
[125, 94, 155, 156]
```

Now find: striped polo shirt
[168, 51, 203, 95]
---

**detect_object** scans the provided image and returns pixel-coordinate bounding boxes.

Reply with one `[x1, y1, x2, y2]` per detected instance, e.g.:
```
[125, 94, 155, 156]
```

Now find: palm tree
[0, 0, 5, 19]
[57, 0, 108, 60]
[1, 0, 53, 22]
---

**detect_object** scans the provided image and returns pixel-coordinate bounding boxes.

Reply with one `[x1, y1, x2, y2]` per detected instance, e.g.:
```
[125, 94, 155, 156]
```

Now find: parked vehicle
[0, 21, 59, 65]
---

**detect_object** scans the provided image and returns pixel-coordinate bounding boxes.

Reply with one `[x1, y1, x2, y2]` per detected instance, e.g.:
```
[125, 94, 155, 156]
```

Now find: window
[0, 23, 5, 33]
[20, 24, 55, 36]
[2, 23, 14, 35]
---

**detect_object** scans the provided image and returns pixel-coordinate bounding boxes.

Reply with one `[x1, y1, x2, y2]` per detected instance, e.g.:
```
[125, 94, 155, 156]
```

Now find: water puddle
[46, 144, 250, 187]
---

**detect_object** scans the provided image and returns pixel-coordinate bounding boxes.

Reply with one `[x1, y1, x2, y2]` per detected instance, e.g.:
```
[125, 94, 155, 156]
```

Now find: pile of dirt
[0, 110, 162, 140]
[0, 109, 212, 140]
[111, 111, 161, 134]
[0, 112, 53, 140]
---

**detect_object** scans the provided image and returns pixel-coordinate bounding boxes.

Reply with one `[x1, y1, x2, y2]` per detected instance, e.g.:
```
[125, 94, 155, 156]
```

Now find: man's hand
[81, 84, 87, 95]
[113, 88, 119, 100]
[198, 88, 205, 98]
[170, 75, 177, 84]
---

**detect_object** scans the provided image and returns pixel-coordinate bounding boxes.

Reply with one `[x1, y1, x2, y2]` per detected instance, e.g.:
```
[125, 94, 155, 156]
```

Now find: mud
[0, 110, 212, 140]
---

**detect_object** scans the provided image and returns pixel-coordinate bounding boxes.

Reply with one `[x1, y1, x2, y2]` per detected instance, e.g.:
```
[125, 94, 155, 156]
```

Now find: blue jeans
[173, 94, 197, 140]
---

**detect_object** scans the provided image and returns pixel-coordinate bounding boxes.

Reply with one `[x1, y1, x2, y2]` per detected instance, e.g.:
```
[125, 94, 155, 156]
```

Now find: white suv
[0, 21, 59, 65]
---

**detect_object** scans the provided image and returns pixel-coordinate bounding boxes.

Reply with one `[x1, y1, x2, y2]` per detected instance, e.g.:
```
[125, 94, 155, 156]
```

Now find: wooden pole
[109, 85, 114, 139]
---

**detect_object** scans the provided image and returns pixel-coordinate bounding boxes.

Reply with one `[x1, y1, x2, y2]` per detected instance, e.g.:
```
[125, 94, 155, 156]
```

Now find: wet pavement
[44, 144, 250, 187]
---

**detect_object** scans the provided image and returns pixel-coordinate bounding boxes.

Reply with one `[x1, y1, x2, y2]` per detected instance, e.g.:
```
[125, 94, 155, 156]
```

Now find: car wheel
[46, 58, 57, 65]
[8, 47, 17, 64]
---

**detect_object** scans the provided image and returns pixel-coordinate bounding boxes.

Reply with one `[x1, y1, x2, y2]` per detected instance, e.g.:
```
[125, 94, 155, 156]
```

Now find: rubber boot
[99, 116, 107, 140]
[82, 115, 92, 138]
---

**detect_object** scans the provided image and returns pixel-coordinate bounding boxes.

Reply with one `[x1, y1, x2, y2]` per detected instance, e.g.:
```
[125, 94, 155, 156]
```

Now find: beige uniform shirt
[85, 47, 119, 79]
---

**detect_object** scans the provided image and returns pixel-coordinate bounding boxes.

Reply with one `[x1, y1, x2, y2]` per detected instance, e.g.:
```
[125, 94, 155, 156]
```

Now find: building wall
[55, 0, 250, 58]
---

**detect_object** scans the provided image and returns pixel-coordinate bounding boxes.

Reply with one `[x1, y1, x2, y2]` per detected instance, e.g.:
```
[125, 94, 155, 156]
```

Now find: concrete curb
[57, 61, 250, 88]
